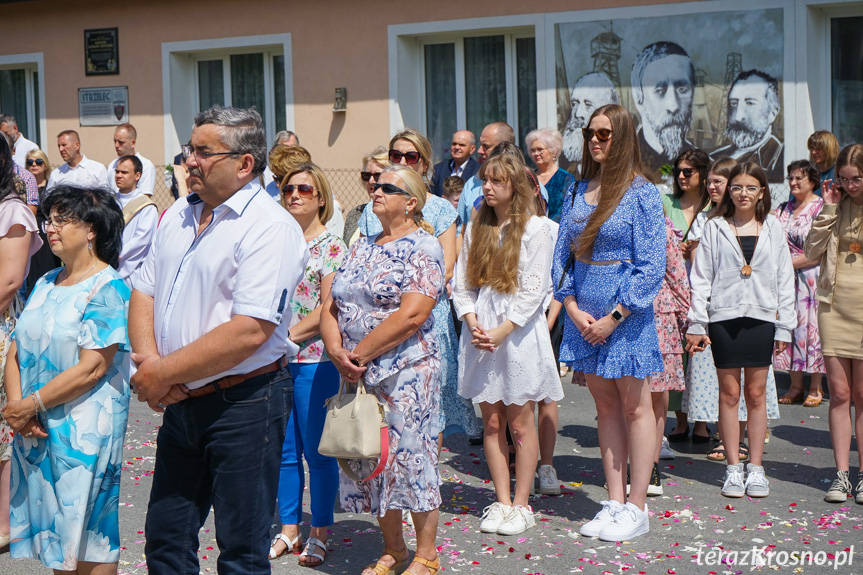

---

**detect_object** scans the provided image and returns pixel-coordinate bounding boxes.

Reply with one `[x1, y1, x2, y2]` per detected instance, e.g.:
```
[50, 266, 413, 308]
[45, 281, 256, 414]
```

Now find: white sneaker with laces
[744, 463, 770, 497]
[480, 502, 511, 533]
[721, 463, 745, 498]
[598, 502, 649, 541]
[538, 465, 561, 495]
[497, 505, 535, 535]
[580, 500, 623, 537]
[659, 437, 675, 460]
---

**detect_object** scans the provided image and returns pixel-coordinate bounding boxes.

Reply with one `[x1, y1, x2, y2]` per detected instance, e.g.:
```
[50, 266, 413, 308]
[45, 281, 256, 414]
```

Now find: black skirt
[708, 317, 775, 368]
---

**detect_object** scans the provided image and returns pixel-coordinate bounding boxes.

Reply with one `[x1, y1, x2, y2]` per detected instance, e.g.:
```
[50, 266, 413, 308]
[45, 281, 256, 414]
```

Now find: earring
[88, 241, 92, 251]
[405, 208, 409, 215]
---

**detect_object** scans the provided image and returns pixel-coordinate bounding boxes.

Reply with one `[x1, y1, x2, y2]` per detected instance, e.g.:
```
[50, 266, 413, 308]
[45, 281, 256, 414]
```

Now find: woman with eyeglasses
[2, 185, 131, 571]
[805, 143, 863, 504]
[343, 147, 389, 246]
[526, 128, 576, 223]
[683, 158, 782, 464]
[553, 104, 665, 541]
[359, 130, 480, 447]
[321, 165, 445, 575]
[268, 164, 346, 566]
[23, 149, 60, 296]
[663, 148, 712, 446]
[686, 162, 794, 499]
[774, 161, 825, 407]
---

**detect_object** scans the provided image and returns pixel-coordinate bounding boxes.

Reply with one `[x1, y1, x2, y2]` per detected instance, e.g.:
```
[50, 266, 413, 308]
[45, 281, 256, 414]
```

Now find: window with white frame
[0, 63, 41, 147]
[422, 32, 537, 162]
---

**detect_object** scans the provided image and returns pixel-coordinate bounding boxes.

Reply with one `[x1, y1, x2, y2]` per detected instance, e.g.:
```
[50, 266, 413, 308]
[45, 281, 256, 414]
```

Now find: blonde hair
[389, 129, 434, 185]
[282, 163, 334, 224]
[466, 154, 537, 294]
[382, 165, 434, 235]
[807, 130, 840, 172]
[835, 144, 863, 197]
[25, 148, 53, 182]
[269, 145, 312, 182]
[362, 146, 390, 169]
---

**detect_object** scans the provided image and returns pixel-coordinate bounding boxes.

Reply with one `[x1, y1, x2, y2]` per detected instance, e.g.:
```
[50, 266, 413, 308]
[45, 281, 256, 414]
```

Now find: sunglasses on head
[26, 158, 45, 167]
[373, 182, 411, 196]
[582, 128, 613, 142]
[281, 183, 316, 197]
[360, 171, 384, 182]
[673, 167, 695, 178]
[388, 149, 421, 165]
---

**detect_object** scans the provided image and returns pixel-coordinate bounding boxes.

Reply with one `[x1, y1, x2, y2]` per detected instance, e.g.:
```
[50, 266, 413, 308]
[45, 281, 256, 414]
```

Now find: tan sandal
[406, 555, 440, 575]
[803, 391, 823, 407]
[364, 547, 410, 575]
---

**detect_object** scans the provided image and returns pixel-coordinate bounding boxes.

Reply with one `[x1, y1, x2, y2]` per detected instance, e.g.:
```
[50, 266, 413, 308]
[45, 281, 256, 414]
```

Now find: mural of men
[631, 41, 695, 176]
[561, 72, 619, 175]
[712, 69, 783, 181]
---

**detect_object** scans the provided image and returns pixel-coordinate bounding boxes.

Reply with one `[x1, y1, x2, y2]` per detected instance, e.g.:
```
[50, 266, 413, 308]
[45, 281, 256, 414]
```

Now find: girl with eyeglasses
[805, 143, 863, 504]
[553, 104, 665, 541]
[686, 162, 795, 499]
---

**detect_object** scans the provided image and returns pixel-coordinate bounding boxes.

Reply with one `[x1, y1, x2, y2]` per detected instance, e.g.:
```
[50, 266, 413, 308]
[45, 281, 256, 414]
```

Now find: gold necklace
[732, 217, 759, 276]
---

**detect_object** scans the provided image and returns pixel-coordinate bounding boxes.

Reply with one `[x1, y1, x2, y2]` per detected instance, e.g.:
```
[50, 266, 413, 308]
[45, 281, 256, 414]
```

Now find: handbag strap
[336, 425, 390, 483]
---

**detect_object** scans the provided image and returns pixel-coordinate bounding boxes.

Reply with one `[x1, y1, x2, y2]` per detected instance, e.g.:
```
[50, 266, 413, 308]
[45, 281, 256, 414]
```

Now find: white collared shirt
[46, 155, 109, 191]
[135, 180, 308, 389]
[12, 134, 39, 168]
[108, 153, 157, 196]
[115, 188, 159, 284]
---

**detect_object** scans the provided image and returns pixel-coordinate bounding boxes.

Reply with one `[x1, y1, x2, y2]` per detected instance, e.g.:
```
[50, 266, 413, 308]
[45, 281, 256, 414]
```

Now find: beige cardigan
[804, 195, 858, 304]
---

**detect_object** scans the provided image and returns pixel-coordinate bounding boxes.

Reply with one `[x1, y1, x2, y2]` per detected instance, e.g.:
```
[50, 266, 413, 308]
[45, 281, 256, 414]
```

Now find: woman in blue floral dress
[322, 165, 445, 575]
[1, 186, 130, 572]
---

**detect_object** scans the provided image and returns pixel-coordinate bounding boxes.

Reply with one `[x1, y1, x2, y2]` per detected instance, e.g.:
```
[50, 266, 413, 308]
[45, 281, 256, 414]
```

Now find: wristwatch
[611, 309, 624, 323]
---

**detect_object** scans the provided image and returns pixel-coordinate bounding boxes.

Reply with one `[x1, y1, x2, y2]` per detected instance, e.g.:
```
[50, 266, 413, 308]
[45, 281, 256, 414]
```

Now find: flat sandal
[364, 547, 410, 575]
[406, 555, 440, 575]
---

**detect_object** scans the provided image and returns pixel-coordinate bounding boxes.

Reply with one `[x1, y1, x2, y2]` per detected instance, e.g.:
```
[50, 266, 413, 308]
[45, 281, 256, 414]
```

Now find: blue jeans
[144, 368, 292, 575]
[278, 361, 340, 526]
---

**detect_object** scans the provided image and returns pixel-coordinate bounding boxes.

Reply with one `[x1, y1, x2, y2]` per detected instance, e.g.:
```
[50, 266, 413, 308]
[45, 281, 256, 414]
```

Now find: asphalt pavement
[2, 371, 861, 574]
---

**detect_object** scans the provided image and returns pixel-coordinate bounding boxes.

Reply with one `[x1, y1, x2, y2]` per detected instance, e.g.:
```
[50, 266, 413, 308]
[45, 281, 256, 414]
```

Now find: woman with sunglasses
[321, 165, 444, 575]
[23, 149, 60, 296]
[359, 130, 480, 446]
[686, 162, 794, 499]
[343, 147, 389, 247]
[269, 164, 346, 566]
[553, 104, 665, 541]
[805, 144, 863, 504]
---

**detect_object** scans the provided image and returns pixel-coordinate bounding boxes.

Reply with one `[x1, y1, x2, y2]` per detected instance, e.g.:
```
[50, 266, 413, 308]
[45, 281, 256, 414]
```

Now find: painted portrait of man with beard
[631, 41, 695, 179]
[561, 72, 619, 177]
[712, 70, 783, 181]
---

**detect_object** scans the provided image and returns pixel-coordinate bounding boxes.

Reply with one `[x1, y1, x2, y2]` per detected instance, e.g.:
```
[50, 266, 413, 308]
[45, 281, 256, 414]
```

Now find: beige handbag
[318, 377, 390, 483]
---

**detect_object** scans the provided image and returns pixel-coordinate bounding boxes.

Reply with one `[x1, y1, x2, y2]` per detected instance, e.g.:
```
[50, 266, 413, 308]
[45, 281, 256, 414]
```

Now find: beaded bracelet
[31, 394, 40, 414]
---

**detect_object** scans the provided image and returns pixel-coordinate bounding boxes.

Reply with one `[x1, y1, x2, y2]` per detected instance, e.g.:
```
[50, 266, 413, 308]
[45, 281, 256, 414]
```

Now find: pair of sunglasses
[360, 171, 384, 182]
[581, 128, 613, 142]
[26, 158, 45, 167]
[373, 182, 411, 196]
[281, 183, 316, 198]
[388, 149, 421, 165]
[673, 167, 695, 178]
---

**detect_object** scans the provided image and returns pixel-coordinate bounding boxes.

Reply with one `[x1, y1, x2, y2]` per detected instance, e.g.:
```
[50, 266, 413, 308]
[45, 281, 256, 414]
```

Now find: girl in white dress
[454, 154, 562, 536]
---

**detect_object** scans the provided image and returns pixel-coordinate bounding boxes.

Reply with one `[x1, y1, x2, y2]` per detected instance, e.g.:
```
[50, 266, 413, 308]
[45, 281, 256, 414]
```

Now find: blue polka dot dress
[552, 177, 666, 379]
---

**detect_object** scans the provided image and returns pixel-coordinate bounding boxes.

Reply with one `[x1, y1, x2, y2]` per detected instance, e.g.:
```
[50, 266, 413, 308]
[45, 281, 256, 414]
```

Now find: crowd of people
[0, 102, 860, 575]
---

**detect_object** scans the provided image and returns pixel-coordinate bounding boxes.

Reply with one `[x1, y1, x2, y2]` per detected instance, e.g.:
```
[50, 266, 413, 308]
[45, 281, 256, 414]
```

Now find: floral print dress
[331, 230, 445, 516]
[773, 197, 825, 374]
[651, 218, 690, 392]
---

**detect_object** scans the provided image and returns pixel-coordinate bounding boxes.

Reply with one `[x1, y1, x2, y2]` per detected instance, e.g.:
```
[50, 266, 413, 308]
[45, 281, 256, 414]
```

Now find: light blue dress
[359, 195, 480, 437]
[10, 267, 131, 570]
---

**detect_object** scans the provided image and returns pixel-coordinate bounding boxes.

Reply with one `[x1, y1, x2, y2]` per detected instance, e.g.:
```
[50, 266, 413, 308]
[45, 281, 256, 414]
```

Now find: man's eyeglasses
[373, 182, 411, 197]
[282, 184, 316, 198]
[41, 216, 76, 233]
[182, 144, 241, 161]
[388, 150, 421, 165]
[361, 171, 384, 182]
[838, 176, 863, 188]
[729, 185, 763, 195]
[673, 168, 695, 178]
[26, 158, 44, 167]
[581, 128, 613, 142]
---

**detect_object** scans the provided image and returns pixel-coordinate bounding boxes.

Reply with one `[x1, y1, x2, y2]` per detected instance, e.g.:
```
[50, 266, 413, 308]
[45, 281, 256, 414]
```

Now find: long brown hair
[835, 144, 863, 197]
[575, 104, 644, 261]
[715, 162, 771, 223]
[466, 154, 537, 294]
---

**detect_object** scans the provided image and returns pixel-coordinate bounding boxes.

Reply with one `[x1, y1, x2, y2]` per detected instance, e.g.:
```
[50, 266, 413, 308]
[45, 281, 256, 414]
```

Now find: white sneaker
[497, 505, 535, 535]
[721, 463, 745, 498]
[480, 502, 511, 533]
[659, 437, 675, 460]
[598, 502, 649, 541]
[538, 465, 561, 495]
[580, 500, 623, 537]
[745, 463, 770, 498]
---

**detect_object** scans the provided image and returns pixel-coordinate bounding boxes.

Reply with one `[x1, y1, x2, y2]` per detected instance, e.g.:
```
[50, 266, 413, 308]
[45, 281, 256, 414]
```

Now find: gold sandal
[406, 555, 440, 575]
[364, 547, 410, 575]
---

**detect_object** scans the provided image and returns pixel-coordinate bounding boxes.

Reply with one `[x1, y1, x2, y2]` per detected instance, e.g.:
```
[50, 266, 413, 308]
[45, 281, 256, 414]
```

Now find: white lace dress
[454, 216, 563, 405]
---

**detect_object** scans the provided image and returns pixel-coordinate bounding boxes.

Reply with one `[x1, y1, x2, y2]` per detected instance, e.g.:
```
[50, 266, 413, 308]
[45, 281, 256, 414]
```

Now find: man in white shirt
[0, 114, 39, 167]
[107, 123, 157, 196]
[129, 106, 307, 575]
[113, 155, 158, 284]
[46, 130, 108, 191]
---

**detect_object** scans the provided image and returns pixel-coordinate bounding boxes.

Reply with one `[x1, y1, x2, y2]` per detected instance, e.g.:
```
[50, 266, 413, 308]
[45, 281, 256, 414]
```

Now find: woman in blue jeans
[270, 163, 347, 566]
